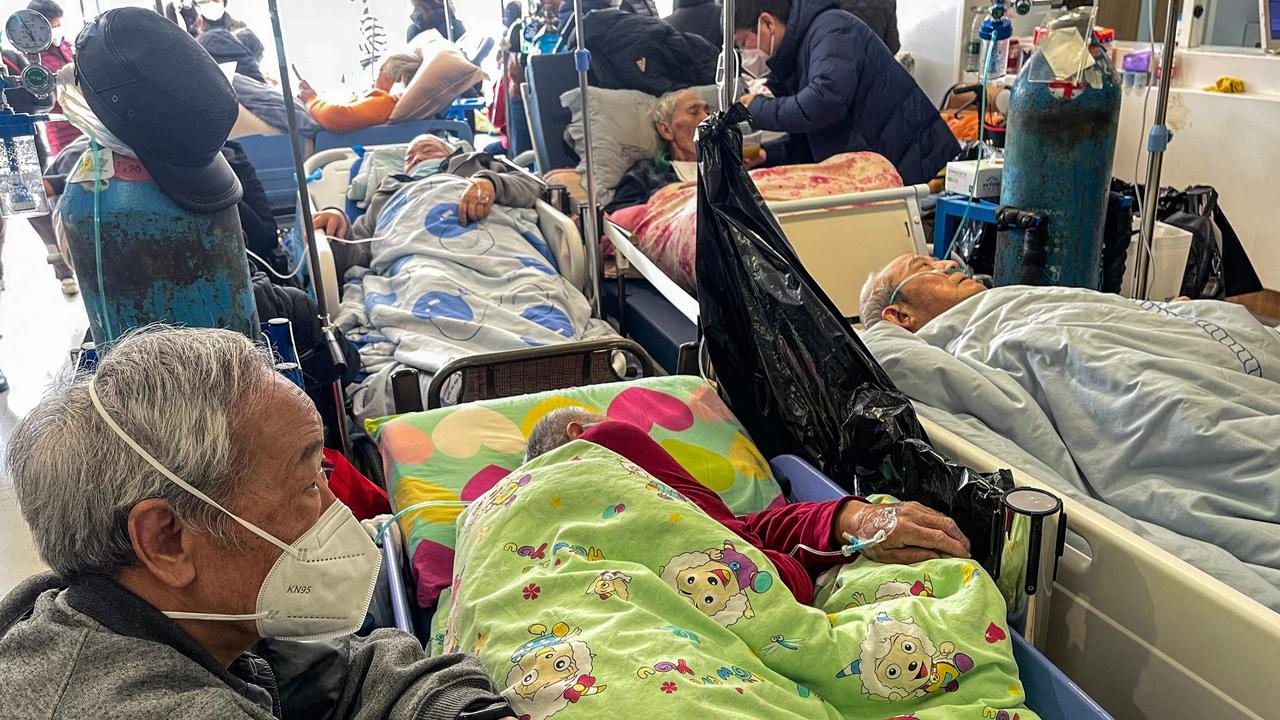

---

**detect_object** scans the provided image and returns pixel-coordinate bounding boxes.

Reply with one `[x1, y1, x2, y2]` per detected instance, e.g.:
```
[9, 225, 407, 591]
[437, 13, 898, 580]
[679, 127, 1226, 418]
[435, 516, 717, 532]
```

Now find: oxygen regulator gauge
[20, 64, 54, 99]
[5, 9, 53, 54]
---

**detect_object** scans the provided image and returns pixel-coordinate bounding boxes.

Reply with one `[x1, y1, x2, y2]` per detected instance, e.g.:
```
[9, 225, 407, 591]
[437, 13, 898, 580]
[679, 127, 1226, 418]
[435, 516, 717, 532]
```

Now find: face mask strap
[87, 376, 299, 558]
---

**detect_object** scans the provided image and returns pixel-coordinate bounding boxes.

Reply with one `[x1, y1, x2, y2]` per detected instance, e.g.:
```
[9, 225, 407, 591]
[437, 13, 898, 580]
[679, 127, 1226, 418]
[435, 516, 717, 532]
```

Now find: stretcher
[368, 375, 1110, 720]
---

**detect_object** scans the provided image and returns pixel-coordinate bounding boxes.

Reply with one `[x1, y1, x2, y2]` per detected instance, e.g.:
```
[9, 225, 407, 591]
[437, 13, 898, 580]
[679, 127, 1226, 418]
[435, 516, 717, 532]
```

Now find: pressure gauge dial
[21, 64, 54, 99]
[5, 10, 53, 54]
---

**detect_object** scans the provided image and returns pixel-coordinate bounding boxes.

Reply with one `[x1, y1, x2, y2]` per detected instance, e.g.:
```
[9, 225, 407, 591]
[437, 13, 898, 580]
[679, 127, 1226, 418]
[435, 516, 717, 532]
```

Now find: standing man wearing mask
[0, 326, 516, 720]
[26, 1, 81, 158]
[734, 0, 957, 186]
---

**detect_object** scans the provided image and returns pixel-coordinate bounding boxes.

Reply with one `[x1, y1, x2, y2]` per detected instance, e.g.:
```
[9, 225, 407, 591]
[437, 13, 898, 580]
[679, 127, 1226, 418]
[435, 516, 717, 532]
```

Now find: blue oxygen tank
[59, 149, 259, 343]
[995, 38, 1121, 289]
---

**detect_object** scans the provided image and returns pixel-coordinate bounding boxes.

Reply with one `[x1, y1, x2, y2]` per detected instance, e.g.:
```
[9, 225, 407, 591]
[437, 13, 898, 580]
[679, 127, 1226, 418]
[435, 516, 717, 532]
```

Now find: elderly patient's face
[880, 254, 986, 332]
[190, 374, 334, 633]
[657, 92, 711, 163]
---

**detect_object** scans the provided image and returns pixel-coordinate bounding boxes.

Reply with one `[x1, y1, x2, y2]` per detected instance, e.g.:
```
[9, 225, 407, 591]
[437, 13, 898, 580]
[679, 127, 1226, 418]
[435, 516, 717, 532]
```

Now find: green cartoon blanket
[439, 442, 1036, 720]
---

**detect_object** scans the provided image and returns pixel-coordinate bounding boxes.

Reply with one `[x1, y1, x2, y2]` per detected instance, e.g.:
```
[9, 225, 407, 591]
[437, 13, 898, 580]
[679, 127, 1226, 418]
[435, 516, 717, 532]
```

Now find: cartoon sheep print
[837, 615, 975, 701]
[503, 623, 605, 720]
[659, 540, 774, 626]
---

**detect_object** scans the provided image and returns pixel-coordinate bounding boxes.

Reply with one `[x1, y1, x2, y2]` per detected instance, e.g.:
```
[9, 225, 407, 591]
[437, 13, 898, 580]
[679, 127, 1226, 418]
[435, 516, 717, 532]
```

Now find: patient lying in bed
[323, 138, 614, 421]
[859, 253, 1280, 603]
[440, 411, 1035, 720]
[525, 408, 972, 604]
[605, 91, 904, 292]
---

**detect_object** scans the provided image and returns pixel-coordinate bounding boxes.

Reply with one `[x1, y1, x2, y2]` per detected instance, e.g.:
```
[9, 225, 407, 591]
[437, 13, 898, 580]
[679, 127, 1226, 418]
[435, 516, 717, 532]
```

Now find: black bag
[578, 10, 718, 95]
[694, 105, 1012, 570]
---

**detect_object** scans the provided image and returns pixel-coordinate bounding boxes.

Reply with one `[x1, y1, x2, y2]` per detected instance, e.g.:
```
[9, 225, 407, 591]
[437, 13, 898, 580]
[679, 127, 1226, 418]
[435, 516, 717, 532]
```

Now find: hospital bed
[603, 184, 932, 371]
[366, 374, 1110, 720]
[299, 145, 649, 416]
[596, 181, 1279, 718]
[238, 118, 475, 219]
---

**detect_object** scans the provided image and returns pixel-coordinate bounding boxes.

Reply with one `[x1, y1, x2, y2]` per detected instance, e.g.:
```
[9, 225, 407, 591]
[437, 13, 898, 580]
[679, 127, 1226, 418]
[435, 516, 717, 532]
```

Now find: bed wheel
[350, 432, 387, 490]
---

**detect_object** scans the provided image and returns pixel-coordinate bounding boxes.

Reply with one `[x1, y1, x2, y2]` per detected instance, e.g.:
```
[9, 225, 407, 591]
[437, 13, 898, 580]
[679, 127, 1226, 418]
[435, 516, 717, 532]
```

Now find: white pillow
[560, 84, 720, 205]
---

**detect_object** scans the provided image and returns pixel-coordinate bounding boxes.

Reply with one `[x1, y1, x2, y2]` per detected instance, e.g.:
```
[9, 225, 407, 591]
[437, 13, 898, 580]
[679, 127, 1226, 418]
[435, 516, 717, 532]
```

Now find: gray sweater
[0, 572, 504, 720]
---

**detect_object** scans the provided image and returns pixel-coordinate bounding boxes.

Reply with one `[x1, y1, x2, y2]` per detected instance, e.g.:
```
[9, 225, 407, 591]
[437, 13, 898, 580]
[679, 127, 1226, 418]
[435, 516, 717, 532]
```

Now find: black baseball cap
[76, 7, 242, 213]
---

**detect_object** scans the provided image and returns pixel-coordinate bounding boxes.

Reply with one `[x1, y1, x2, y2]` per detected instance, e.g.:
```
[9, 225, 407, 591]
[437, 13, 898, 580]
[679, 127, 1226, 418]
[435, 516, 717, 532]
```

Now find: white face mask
[49, 27, 64, 46]
[88, 377, 382, 642]
[740, 18, 775, 79]
[198, 2, 227, 21]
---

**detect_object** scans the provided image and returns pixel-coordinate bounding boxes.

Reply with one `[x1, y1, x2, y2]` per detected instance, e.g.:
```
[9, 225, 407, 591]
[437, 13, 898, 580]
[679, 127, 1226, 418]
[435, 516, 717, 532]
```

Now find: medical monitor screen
[1271, 0, 1280, 39]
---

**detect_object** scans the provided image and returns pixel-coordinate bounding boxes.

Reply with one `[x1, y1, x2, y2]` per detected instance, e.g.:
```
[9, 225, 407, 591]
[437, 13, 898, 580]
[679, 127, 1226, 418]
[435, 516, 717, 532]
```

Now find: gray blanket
[863, 286, 1280, 611]
[336, 177, 614, 420]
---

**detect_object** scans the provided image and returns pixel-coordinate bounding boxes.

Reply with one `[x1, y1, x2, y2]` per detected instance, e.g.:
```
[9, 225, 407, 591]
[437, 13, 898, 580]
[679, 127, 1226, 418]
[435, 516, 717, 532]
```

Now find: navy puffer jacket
[748, 0, 958, 185]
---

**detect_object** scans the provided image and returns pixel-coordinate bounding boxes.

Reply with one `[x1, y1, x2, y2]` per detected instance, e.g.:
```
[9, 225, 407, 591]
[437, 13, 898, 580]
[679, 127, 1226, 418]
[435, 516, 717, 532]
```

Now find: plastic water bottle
[0, 134, 48, 218]
[965, 6, 985, 73]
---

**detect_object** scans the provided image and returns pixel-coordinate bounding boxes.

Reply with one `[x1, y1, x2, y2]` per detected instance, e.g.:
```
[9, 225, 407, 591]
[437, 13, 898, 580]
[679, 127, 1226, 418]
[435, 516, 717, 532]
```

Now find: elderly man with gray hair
[860, 253, 988, 332]
[606, 88, 768, 213]
[0, 326, 515, 720]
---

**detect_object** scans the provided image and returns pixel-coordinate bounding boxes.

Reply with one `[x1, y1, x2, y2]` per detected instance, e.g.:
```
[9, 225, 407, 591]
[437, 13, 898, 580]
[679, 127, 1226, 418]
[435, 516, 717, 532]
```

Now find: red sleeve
[742, 499, 853, 574]
[578, 421, 741, 529]
[323, 449, 392, 520]
[580, 421, 819, 604]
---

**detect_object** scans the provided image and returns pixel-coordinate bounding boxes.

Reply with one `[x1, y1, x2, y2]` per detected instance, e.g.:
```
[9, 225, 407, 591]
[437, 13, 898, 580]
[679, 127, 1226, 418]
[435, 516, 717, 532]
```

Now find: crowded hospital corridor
[1, 1, 1279, 720]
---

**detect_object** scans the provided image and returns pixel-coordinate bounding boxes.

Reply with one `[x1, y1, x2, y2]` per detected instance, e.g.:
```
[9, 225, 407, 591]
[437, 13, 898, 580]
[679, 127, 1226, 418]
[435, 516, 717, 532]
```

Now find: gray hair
[380, 51, 424, 85]
[653, 90, 687, 130]
[525, 407, 606, 462]
[859, 269, 898, 330]
[7, 325, 278, 577]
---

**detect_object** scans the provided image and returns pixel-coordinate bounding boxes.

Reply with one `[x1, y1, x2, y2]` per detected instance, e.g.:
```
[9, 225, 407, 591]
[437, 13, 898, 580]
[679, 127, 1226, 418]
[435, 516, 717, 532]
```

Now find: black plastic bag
[694, 105, 1012, 570]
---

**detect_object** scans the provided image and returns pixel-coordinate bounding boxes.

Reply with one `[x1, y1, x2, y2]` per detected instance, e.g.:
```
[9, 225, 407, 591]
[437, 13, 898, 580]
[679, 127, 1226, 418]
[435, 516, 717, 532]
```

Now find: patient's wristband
[457, 699, 515, 720]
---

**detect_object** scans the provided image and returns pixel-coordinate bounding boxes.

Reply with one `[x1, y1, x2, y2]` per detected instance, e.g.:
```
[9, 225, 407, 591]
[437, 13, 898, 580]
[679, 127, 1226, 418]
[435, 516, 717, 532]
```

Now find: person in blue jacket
[734, 0, 958, 186]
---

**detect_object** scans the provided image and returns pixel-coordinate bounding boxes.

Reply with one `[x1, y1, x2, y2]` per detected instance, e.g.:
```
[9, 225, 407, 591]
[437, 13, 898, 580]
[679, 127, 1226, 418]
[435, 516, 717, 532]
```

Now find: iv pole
[1133, 0, 1182, 300]
[265, 0, 352, 456]
[719, 0, 736, 111]
[573, 0, 603, 315]
[441, 0, 456, 42]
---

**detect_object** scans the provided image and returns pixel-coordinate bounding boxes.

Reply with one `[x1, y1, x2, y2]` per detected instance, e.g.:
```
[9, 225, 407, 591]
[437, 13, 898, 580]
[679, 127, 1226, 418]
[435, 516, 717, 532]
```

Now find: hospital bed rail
[917, 416, 1280, 720]
[387, 337, 658, 413]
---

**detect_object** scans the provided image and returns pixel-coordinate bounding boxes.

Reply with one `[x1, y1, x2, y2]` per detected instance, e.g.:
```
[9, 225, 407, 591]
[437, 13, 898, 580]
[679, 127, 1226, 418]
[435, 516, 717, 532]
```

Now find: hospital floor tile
[0, 217, 88, 594]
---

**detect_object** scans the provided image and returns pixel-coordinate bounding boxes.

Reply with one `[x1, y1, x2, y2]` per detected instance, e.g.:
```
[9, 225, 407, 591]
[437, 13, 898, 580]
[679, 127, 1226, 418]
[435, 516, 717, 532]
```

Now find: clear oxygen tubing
[89, 138, 113, 342]
[375, 500, 471, 545]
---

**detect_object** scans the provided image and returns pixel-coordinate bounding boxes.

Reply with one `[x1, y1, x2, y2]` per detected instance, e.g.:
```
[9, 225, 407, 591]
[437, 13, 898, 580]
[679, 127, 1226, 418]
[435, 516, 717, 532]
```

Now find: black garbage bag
[694, 105, 1012, 570]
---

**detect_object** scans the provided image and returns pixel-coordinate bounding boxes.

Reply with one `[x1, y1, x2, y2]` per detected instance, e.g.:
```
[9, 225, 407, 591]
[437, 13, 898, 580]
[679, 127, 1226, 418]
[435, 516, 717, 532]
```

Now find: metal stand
[573, 0, 603, 316]
[719, 0, 737, 111]
[1133, 0, 1182, 301]
[442, 0, 455, 43]
[267, 0, 351, 456]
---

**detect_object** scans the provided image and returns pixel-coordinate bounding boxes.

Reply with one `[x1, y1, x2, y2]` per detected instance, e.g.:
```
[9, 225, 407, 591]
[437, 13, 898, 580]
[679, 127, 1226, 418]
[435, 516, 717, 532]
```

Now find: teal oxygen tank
[60, 149, 259, 343]
[995, 35, 1121, 289]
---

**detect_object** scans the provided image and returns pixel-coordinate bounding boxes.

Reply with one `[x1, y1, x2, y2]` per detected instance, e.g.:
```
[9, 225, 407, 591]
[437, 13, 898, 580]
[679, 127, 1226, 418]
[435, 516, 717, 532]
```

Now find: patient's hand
[312, 209, 349, 239]
[837, 499, 971, 564]
[744, 148, 768, 170]
[458, 178, 496, 225]
[405, 134, 453, 173]
[297, 79, 317, 104]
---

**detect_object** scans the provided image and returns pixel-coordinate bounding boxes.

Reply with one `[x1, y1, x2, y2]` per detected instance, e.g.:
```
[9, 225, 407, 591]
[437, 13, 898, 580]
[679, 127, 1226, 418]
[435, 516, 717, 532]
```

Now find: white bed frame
[603, 181, 1280, 719]
[923, 419, 1280, 720]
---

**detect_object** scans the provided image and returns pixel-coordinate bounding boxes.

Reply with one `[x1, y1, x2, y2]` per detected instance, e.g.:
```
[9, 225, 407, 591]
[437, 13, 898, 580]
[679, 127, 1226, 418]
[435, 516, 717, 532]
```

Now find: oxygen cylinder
[995, 37, 1121, 289]
[59, 149, 259, 343]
